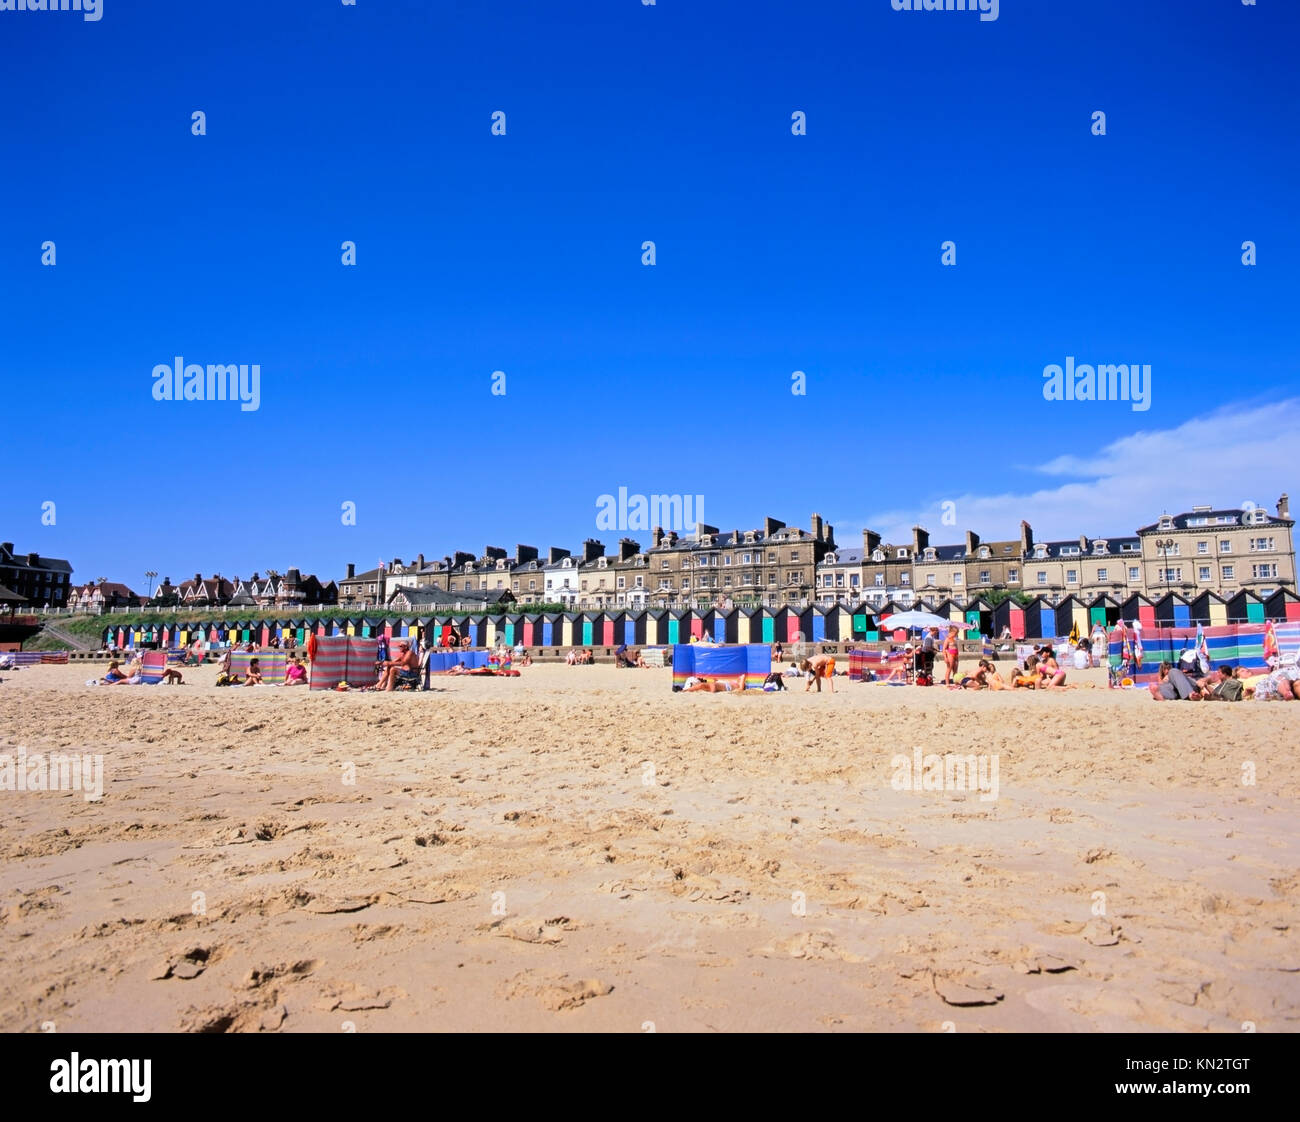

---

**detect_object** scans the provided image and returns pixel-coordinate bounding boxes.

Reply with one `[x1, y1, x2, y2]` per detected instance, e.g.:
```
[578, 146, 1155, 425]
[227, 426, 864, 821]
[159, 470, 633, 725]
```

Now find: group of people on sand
[1006, 646, 1073, 690]
[97, 657, 185, 686]
[1148, 661, 1246, 702]
[214, 650, 309, 687]
[565, 648, 595, 665]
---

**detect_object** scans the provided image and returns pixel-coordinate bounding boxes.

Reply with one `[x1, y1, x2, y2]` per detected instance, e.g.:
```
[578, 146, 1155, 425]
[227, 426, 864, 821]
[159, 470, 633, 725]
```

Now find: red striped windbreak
[309, 636, 380, 690]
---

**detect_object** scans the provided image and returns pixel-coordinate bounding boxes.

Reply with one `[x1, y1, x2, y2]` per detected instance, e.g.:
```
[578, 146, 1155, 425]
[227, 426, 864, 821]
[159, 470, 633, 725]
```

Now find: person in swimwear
[942, 627, 960, 686]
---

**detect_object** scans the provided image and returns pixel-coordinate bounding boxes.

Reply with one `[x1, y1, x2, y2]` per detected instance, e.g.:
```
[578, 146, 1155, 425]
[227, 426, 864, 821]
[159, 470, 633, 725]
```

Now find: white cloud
[842, 399, 1300, 545]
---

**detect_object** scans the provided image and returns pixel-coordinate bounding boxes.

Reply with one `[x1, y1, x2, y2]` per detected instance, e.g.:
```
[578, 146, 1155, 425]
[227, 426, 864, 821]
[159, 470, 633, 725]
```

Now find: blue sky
[2, 0, 1296, 590]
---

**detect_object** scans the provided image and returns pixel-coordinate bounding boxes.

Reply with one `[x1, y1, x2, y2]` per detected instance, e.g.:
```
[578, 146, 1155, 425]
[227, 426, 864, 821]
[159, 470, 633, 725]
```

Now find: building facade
[0, 542, 73, 608]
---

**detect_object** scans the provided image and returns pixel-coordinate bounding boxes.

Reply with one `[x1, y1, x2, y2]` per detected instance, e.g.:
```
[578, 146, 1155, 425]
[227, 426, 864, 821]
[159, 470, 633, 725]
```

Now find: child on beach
[242, 658, 263, 686]
[801, 654, 836, 693]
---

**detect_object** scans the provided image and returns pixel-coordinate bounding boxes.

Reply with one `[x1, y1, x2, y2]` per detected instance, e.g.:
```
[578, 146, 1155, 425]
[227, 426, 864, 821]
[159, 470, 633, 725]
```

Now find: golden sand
[0, 661, 1296, 1032]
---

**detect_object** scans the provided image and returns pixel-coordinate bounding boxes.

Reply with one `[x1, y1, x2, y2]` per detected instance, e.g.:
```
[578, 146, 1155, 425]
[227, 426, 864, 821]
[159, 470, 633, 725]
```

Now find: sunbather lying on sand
[682, 676, 732, 693]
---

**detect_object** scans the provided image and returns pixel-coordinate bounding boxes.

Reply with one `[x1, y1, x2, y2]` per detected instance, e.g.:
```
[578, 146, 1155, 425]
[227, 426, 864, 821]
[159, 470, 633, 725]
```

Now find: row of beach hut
[102, 589, 1300, 650]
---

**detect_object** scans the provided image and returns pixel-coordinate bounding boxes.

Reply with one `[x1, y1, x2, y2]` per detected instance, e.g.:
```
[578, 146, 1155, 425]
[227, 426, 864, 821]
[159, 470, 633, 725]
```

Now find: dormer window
[896, 549, 908, 559]
[924, 548, 936, 561]
[1159, 516, 1173, 531]
[1035, 545, 1048, 559]
[1093, 540, 1107, 555]
[872, 550, 884, 562]
[979, 547, 990, 559]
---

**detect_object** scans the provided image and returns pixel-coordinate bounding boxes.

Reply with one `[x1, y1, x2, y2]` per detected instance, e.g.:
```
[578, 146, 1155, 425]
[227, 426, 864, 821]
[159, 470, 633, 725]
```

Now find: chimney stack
[652, 527, 664, 548]
[516, 544, 539, 565]
[764, 516, 785, 537]
[582, 538, 605, 563]
[547, 547, 570, 564]
[1020, 520, 1034, 554]
[862, 528, 881, 553]
[618, 538, 640, 561]
[1279, 493, 1290, 519]
[965, 530, 980, 554]
[912, 526, 929, 553]
[810, 513, 823, 541]
[346, 563, 355, 580]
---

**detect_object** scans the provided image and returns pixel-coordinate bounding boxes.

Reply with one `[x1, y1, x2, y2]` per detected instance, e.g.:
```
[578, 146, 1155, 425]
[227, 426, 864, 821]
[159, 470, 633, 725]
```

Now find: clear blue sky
[2, 0, 1296, 590]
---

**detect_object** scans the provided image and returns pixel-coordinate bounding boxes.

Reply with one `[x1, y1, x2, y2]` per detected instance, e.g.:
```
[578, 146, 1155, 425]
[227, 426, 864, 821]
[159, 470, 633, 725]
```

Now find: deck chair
[138, 651, 169, 684]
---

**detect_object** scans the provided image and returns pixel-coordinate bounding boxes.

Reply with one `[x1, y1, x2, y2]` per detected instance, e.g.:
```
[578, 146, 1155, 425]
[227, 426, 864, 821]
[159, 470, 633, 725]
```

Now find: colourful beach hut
[1154, 592, 1191, 629]
[625, 610, 646, 646]
[540, 613, 558, 647]
[1032, 598, 1056, 640]
[644, 610, 662, 646]
[1224, 590, 1265, 624]
[1265, 589, 1300, 622]
[962, 597, 993, 637]
[1191, 590, 1229, 627]
[1053, 596, 1088, 639]
[802, 607, 824, 643]
[992, 599, 1024, 640]
[555, 612, 574, 648]
[1087, 594, 1120, 629]
[756, 609, 776, 645]
[1121, 593, 1157, 630]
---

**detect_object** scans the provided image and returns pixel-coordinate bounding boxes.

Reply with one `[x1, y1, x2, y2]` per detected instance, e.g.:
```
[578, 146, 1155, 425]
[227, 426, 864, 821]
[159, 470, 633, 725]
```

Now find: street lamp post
[1156, 538, 1175, 601]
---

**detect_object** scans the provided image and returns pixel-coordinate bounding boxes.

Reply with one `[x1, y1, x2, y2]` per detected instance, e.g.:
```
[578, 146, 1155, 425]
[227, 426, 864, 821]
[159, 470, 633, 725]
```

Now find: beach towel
[228, 650, 288, 685]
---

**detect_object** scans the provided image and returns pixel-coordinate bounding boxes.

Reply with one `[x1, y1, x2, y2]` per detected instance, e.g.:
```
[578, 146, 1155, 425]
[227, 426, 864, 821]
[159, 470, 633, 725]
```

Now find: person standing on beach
[942, 627, 960, 685]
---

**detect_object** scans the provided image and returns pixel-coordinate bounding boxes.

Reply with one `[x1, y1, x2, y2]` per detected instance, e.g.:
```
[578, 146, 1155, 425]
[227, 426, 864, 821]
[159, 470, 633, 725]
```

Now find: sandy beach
[0, 661, 1296, 1033]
